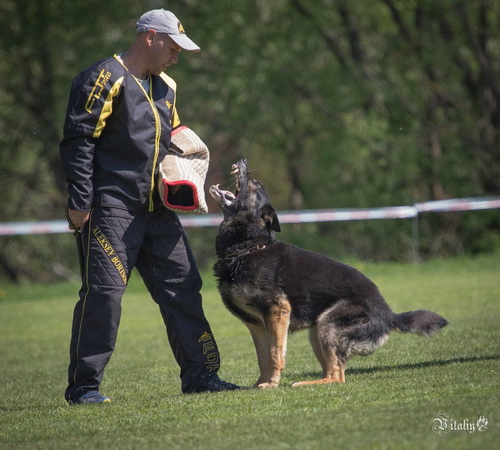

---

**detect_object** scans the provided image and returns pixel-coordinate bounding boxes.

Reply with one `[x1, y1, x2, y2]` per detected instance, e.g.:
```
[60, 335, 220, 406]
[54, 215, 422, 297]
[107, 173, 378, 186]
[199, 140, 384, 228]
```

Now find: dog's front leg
[247, 323, 271, 388]
[259, 300, 291, 388]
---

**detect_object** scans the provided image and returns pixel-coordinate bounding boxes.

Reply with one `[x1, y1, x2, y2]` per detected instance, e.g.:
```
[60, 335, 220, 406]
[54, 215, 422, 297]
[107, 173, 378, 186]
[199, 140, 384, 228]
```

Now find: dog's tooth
[231, 164, 240, 175]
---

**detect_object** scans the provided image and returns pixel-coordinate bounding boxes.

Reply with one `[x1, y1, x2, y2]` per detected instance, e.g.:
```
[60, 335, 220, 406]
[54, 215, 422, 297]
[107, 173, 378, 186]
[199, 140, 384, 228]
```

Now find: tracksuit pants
[65, 206, 220, 400]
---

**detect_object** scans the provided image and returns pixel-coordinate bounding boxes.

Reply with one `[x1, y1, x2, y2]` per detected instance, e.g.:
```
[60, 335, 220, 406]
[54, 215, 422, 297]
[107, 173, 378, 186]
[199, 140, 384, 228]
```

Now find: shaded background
[0, 0, 498, 282]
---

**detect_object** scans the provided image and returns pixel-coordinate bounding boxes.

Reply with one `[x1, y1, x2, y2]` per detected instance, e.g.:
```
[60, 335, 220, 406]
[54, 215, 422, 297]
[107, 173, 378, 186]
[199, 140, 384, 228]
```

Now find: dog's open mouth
[210, 159, 247, 207]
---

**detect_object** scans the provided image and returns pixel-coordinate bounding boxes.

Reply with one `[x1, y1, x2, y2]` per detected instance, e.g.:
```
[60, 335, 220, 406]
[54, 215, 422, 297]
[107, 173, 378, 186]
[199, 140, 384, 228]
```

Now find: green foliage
[0, 254, 499, 448]
[0, 0, 499, 281]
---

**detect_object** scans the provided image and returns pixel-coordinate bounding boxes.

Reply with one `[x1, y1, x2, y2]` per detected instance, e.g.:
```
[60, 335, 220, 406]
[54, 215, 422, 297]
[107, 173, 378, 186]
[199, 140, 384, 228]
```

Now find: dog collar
[220, 243, 267, 261]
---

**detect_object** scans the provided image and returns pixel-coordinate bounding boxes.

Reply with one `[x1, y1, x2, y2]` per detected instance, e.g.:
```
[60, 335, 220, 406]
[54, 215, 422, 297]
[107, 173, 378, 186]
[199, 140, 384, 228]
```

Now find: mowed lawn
[0, 253, 498, 449]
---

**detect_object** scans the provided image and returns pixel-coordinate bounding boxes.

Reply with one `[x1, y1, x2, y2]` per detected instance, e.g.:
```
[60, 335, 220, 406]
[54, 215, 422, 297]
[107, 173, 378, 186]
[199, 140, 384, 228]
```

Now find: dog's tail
[391, 310, 448, 337]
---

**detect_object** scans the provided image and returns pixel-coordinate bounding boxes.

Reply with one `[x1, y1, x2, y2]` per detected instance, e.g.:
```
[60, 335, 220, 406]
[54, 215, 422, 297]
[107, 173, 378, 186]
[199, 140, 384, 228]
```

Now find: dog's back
[265, 242, 390, 329]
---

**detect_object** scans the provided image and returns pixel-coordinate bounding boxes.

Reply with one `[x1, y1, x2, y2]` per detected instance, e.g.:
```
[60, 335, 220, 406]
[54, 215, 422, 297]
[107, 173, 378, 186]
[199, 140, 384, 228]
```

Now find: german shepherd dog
[210, 159, 448, 388]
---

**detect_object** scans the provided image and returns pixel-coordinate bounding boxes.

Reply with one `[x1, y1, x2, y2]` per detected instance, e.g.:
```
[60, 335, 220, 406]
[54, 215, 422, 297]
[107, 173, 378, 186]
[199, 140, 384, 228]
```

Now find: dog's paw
[292, 377, 344, 386]
[255, 382, 278, 389]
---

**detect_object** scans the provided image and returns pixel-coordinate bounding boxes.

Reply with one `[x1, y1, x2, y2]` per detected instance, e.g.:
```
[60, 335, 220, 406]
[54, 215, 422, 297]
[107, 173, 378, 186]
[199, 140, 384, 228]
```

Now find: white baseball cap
[136, 9, 200, 52]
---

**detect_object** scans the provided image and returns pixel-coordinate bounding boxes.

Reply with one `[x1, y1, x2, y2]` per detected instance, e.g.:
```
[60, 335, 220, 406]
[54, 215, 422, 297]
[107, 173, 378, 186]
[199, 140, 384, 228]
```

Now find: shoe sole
[69, 398, 112, 405]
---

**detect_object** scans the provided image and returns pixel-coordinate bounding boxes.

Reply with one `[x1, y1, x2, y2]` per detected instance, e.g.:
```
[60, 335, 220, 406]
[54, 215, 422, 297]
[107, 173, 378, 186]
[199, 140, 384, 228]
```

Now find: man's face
[148, 32, 181, 75]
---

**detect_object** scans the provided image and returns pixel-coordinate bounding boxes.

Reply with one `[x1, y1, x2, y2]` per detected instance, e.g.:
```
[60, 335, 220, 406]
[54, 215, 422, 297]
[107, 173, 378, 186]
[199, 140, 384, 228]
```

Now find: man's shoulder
[74, 56, 125, 84]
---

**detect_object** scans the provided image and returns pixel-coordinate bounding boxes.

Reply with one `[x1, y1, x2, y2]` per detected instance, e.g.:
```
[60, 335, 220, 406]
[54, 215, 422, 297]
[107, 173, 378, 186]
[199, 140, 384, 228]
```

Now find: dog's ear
[262, 205, 281, 232]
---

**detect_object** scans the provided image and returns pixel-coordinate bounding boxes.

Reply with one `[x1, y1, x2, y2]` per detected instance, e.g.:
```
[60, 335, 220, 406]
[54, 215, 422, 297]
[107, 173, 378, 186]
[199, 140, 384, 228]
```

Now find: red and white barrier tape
[415, 197, 500, 213]
[0, 197, 499, 236]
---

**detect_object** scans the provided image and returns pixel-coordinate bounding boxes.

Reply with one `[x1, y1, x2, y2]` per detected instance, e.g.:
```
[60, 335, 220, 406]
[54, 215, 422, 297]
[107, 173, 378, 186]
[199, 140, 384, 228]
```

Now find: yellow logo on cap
[177, 21, 185, 34]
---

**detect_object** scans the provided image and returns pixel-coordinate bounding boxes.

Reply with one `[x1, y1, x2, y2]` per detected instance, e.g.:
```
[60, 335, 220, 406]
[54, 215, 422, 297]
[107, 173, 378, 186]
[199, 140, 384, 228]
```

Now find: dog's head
[210, 159, 281, 252]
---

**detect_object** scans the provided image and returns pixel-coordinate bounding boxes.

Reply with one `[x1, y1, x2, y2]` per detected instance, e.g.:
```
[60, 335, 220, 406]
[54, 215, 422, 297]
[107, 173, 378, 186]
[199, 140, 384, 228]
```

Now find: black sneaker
[68, 390, 112, 405]
[184, 374, 243, 394]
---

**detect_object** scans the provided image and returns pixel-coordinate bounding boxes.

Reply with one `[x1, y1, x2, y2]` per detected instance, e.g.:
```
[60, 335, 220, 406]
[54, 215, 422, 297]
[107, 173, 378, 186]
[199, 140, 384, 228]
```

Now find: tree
[0, 0, 498, 281]
[0, 0, 137, 280]
[289, 0, 499, 254]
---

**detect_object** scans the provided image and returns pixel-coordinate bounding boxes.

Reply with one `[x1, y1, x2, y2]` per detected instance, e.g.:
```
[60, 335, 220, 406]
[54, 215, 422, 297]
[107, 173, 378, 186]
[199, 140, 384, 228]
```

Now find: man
[60, 9, 240, 404]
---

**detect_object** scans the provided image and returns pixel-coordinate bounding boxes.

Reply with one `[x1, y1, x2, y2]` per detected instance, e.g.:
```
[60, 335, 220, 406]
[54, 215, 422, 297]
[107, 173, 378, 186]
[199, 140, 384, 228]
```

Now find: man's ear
[262, 205, 281, 232]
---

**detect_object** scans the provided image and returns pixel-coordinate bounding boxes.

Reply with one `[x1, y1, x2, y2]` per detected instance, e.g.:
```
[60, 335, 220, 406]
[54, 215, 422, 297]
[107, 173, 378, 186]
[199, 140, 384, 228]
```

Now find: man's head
[131, 9, 200, 76]
[136, 9, 200, 53]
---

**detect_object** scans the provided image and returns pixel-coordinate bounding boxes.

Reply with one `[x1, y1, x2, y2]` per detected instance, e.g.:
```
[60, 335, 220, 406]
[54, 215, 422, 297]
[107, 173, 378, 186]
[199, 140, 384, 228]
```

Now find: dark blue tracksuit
[60, 55, 220, 400]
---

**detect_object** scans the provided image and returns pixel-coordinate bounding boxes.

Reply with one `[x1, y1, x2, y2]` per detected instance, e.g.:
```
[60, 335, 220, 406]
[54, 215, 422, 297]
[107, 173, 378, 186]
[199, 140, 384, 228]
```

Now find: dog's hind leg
[293, 303, 354, 386]
[308, 325, 327, 376]
[292, 332, 346, 386]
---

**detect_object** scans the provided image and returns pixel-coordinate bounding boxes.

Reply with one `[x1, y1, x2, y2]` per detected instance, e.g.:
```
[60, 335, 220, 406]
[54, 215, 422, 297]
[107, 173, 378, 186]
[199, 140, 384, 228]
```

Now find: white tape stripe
[0, 220, 71, 236]
[0, 197, 498, 236]
[415, 197, 500, 213]
[279, 206, 417, 223]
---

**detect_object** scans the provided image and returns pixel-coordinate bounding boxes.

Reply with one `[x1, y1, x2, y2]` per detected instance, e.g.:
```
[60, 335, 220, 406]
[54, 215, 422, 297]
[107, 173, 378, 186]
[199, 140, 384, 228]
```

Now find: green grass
[0, 254, 499, 449]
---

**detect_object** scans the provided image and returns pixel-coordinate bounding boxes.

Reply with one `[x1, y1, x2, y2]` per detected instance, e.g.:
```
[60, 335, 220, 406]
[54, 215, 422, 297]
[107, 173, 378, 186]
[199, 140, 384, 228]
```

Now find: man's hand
[66, 209, 90, 231]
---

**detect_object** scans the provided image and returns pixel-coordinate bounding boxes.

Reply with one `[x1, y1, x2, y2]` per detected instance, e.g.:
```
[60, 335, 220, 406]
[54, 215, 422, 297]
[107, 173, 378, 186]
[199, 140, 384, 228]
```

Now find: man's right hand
[66, 209, 90, 231]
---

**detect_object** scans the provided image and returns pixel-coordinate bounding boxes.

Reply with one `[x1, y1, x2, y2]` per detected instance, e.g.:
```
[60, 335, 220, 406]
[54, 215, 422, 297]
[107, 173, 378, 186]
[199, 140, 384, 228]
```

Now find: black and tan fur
[210, 159, 448, 388]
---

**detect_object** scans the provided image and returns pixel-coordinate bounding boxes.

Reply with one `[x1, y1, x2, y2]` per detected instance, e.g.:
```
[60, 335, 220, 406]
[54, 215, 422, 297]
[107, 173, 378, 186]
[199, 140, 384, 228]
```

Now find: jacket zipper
[138, 76, 161, 212]
[113, 56, 162, 212]
[148, 90, 161, 212]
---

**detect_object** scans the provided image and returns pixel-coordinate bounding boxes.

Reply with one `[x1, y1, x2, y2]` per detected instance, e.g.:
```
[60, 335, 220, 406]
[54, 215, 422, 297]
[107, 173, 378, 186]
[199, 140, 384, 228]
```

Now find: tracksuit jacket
[60, 55, 220, 399]
[60, 54, 181, 212]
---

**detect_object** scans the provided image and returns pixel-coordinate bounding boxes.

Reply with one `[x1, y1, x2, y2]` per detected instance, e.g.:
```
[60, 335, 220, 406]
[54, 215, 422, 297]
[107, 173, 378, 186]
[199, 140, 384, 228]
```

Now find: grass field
[0, 253, 499, 449]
